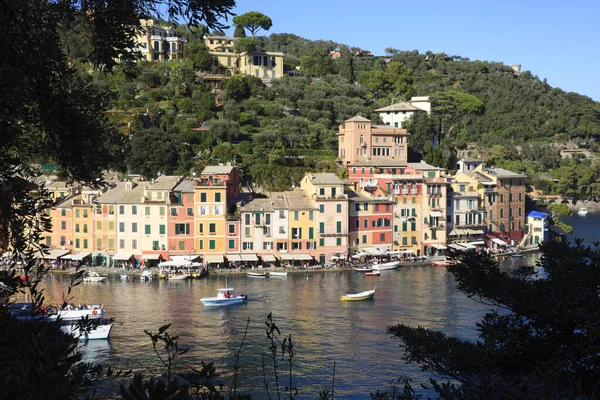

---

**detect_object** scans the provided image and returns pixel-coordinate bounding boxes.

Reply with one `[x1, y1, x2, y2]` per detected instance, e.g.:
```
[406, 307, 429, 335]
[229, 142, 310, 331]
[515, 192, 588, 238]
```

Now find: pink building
[337, 116, 409, 166]
[167, 179, 196, 258]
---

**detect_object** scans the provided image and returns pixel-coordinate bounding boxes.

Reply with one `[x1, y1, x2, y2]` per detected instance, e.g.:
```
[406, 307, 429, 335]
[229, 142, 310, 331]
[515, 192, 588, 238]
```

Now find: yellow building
[194, 165, 241, 266]
[205, 35, 285, 83]
[136, 19, 186, 62]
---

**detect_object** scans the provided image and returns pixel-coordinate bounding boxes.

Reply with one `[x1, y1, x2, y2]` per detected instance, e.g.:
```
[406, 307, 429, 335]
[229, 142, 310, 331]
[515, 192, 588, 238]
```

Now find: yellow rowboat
[340, 288, 375, 302]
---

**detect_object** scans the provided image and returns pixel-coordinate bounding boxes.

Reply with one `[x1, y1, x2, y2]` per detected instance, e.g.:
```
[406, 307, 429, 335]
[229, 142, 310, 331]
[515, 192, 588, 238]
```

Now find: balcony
[319, 231, 348, 237]
[456, 223, 486, 229]
[430, 224, 446, 230]
[360, 179, 378, 188]
[428, 193, 442, 198]
[195, 178, 225, 187]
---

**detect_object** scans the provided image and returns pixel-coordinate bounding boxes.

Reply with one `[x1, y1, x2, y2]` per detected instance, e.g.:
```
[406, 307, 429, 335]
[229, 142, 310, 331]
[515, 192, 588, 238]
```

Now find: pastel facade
[136, 19, 185, 62]
[447, 179, 486, 245]
[194, 166, 240, 264]
[348, 190, 394, 253]
[168, 179, 196, 255]
[524, 211, 550, 246]
[337, 116, 409, 165]
[205, 35, 284, 82]
[300, 173, 350, 264]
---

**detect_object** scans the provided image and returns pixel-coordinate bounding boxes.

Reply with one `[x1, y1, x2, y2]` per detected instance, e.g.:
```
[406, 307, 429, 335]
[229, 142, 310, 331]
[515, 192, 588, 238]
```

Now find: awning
[429, 211, 444, 218]
[449, 228, 466, 236]
[260, 254, 277, 262]
[280, 253, 313, 261]
[141, 254, 162, 260]
[492, 238, 508, 246]
[170, 255, 201, 263]
[37, 249, 71, 260]
[362, 246, 384, 255]
[226, 254, 243, 262]
[431, 244, 447, 250]
[464, 229, 485, 235]
[466, 241, 485, 246]
[241, 254, 258, 262]
[71, 252, 91, 261]
[112, 253, 134, 261]
[351, 252, 368, 259]
[61, 254, 74, 260]
[448, 243, 467, 251]
[204, 254, 224, 264]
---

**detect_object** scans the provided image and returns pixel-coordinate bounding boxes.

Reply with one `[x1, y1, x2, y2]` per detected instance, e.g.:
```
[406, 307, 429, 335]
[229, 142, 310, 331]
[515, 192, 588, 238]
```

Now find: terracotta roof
[345, 115, 371, 122]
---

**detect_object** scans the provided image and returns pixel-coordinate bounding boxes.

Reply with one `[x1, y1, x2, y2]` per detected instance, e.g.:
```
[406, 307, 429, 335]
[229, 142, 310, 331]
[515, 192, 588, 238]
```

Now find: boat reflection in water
[41, 266, 504, 397]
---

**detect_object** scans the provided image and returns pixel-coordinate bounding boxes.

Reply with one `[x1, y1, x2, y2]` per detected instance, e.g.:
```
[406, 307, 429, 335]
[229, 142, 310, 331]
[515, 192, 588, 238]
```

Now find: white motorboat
[269, 271, 288, 277]
[10, 303, 113, 340]
[247, 272, 267, 278]
[578, 207, 588, 216]
[83, 271, 107, 282]
[371, 261, 400, 271]
[354, 267, 373, 272]
[140, 270, 153, 280]
[200, 288, 248, 307]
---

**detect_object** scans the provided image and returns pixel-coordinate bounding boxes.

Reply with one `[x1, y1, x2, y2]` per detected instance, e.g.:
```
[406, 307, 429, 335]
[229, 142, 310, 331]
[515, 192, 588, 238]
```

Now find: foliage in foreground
[388, 239, 600, 399]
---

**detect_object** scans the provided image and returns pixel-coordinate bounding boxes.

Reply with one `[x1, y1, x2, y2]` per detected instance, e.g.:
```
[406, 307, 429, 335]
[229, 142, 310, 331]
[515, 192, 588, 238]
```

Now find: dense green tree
[232, 11, 273, 38]
[127, 126, 189, 178]
[430, 90, 485, 137]
[300, 48, 336, 77]
[389, 240, 600, 398]
[233, 24, 247, 38]
[185, 40, 214, 71]
[1, 0, 235, 398]
[357, 61, 415, 100]
[338, 45, 355, 83]
[402, 112, 437, 153]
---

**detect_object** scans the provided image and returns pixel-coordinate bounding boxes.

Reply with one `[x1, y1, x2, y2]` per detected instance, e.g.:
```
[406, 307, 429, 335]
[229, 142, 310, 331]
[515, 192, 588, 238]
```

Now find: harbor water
[37, 214, 600, 398]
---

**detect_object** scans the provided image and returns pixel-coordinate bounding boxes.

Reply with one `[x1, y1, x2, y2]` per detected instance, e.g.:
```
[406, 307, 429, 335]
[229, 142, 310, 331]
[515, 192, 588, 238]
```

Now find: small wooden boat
[167, 274, 189, 280]
[247, 272, 267, 278]
[269, 271, 288, 277]
[354, 267, 373, 272]
[365, 271, 380, 277]
[340, 288, 376, 301]
[119, 274, 128, 279]
[578, 207, 588, 216]
[371, 261, 400, 271]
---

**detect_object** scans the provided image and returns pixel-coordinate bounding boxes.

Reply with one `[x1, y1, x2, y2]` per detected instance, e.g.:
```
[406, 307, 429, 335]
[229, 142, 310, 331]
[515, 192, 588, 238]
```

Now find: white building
[524, 211, 550, 246]
[375, 96, 431, 128]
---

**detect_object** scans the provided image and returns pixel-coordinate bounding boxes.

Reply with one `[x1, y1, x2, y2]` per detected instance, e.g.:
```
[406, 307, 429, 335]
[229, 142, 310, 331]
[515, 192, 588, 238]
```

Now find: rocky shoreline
[568, 200, 600, 212]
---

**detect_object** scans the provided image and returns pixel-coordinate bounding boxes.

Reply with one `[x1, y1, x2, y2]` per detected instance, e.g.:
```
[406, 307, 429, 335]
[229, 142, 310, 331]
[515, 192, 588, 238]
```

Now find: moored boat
[340, 289, 376, 301]
[269, 271, 288, 277]
[247, 272, 267, 278]
[365, 271, 380, 277]
[82, 271, 107, 282]
[431, 258, 458, 267]
[354, 267, 373, 272]
[200, 288, 248, 307]
[578, 207, 588, 216]
[10, 303, 114, 340]
[371, 261, 400, 271]
[140, 270, 153, 280]
[120, 274, 128, 279]
[166, 273, 189, 280]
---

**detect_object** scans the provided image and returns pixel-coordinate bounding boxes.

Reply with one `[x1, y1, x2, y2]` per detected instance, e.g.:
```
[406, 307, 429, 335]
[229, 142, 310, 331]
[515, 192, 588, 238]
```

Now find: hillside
[64, 29, 600, 199]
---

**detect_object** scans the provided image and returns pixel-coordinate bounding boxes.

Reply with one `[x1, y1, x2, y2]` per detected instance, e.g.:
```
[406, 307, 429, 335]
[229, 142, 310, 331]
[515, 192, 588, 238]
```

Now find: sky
[223, 0, 600, 101]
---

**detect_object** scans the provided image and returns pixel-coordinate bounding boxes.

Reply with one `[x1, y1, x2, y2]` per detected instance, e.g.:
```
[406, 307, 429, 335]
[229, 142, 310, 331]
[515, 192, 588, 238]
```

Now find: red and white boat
[365, 271, 380, 277]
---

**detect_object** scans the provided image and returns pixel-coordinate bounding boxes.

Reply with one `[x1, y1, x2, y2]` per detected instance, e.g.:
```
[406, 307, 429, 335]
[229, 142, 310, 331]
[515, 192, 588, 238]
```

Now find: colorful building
[337, 116, 409, 165]
[136, 19, 186, 61]
[194, 165, 241, 266]
[167, 179, 196, 257]
[300, 173, 350, 264]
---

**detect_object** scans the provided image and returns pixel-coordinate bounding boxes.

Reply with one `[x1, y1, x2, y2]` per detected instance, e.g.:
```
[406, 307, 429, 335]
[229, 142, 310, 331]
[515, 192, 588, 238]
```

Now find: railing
[319, 231, 348, 237]
[195, 178, 225, 187]
[226, 213, 239, 221]
[427, 193, 442, 198]
[430, 224, 446, 230]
